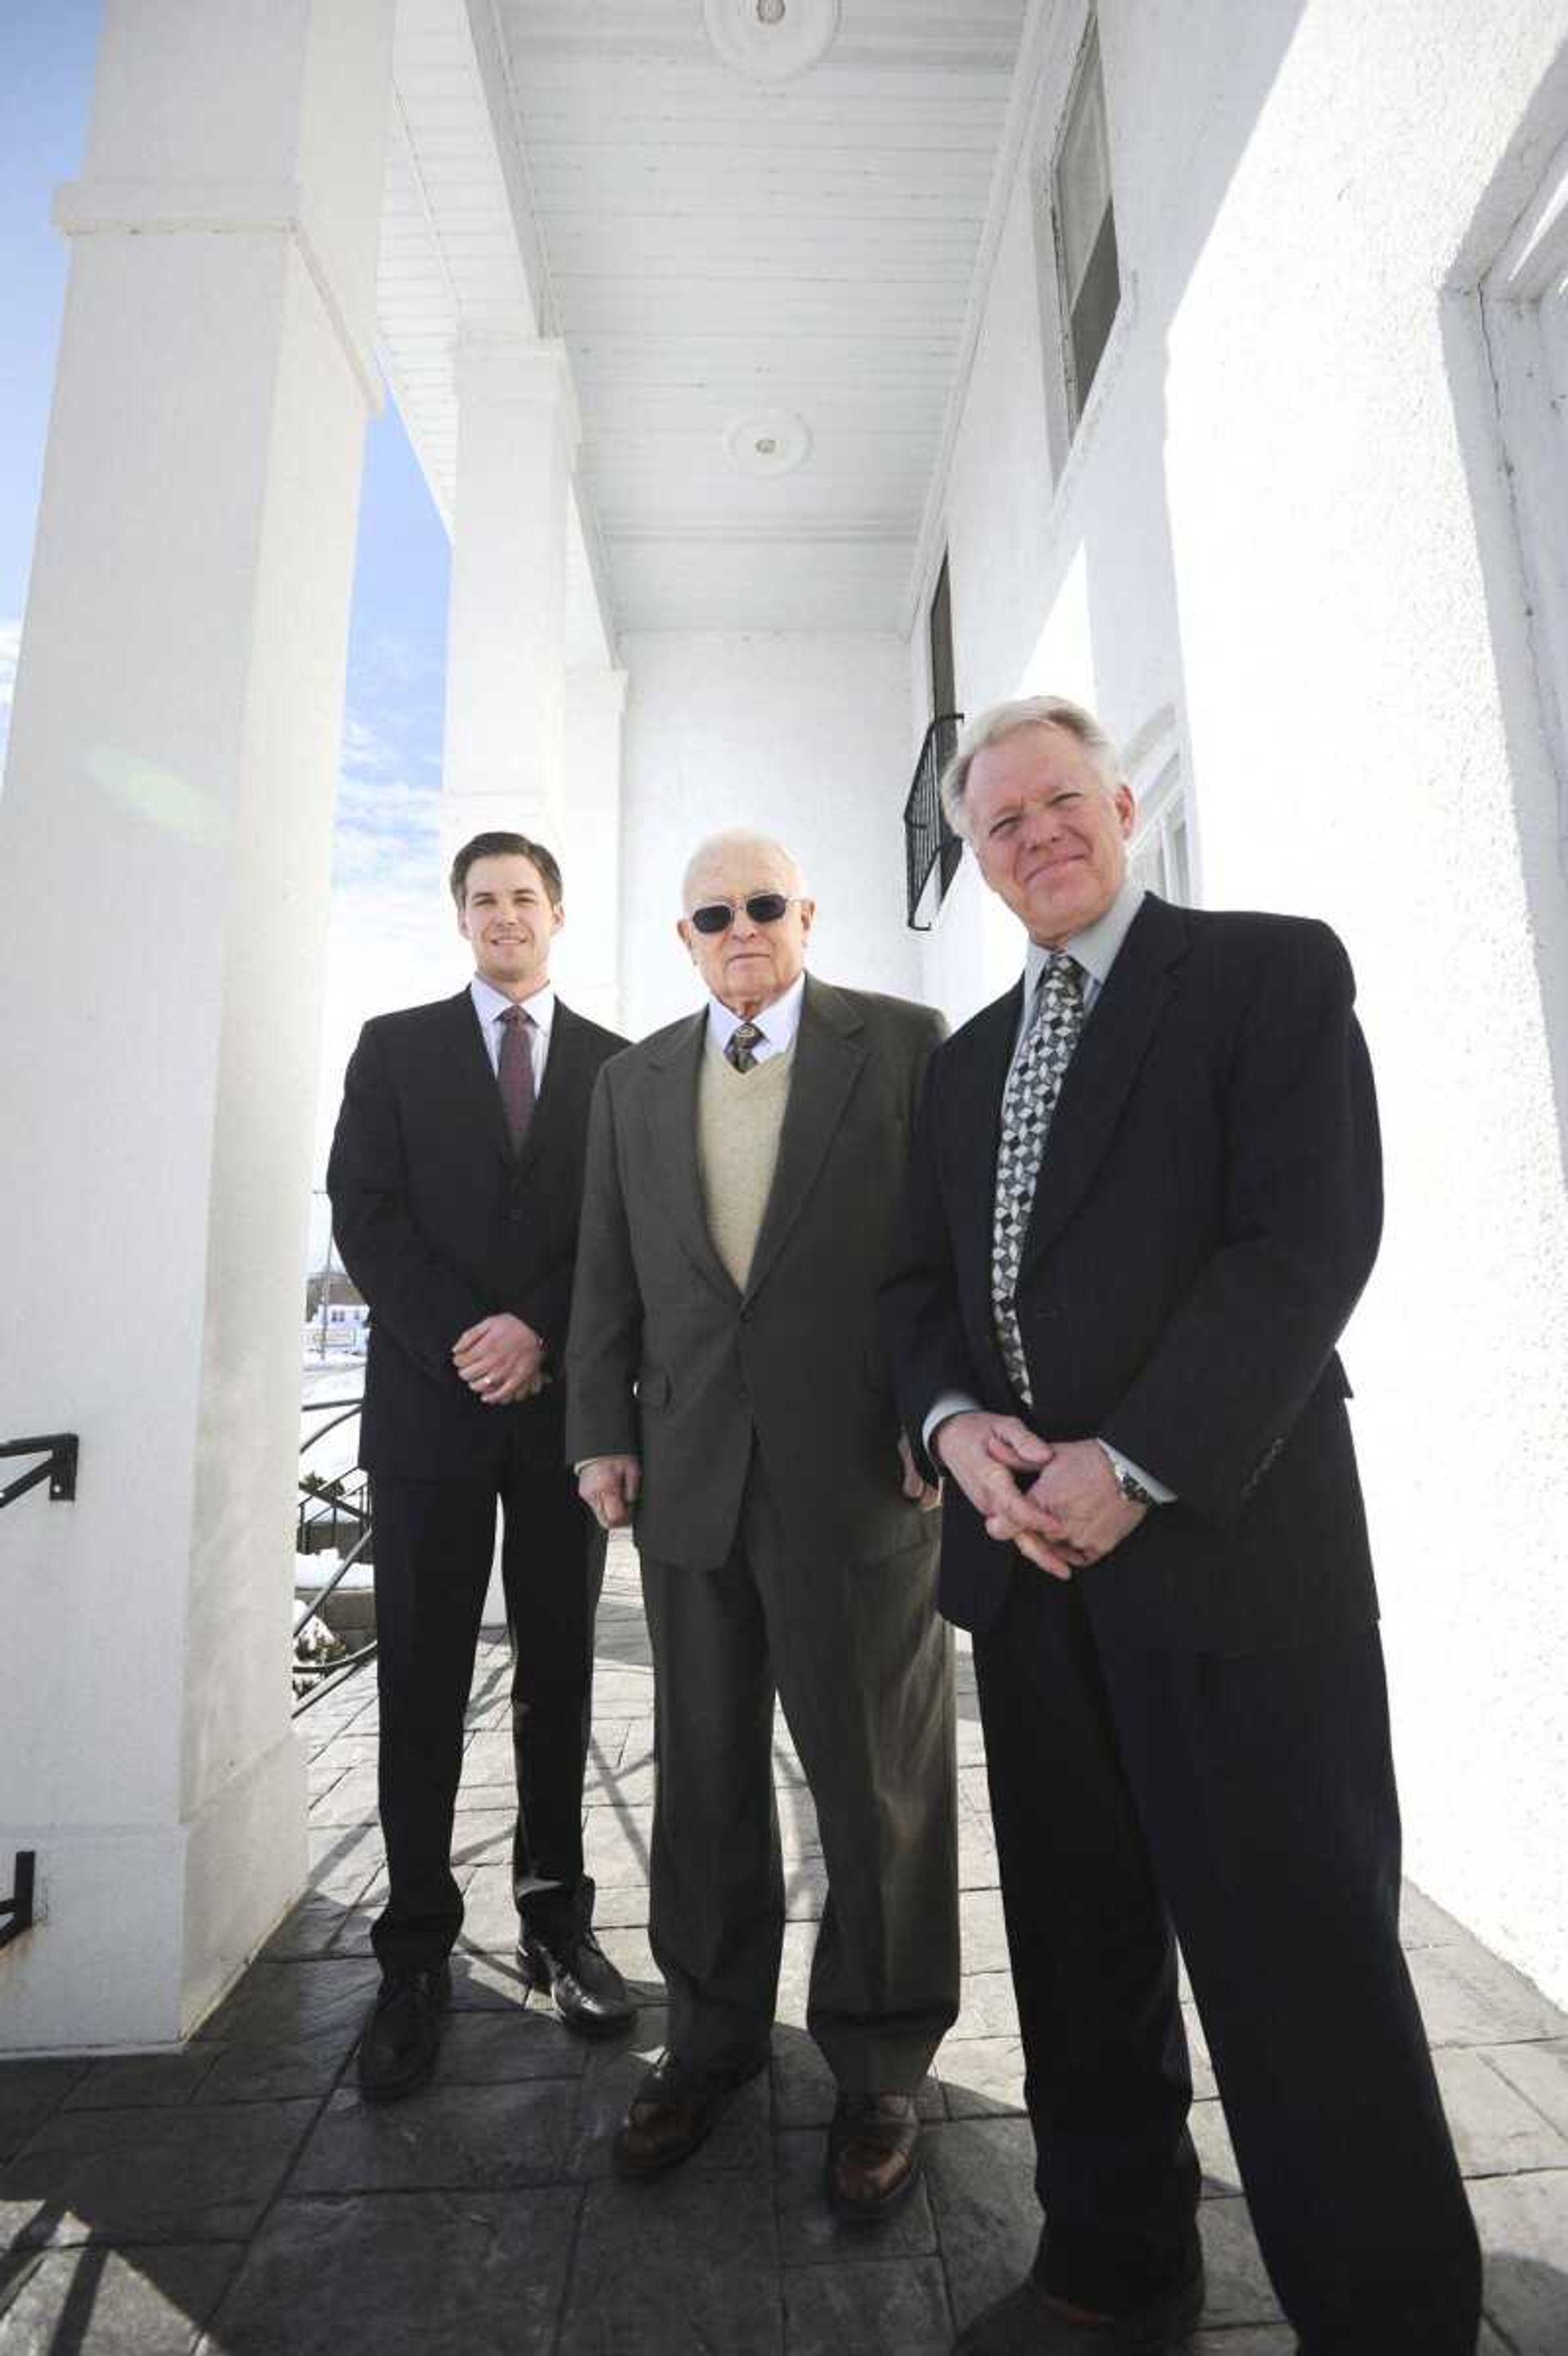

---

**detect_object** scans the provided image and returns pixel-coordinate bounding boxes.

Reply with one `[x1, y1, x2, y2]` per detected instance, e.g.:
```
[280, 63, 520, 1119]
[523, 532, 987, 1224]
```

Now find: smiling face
[678, 836, 814, 1019]
[457, 853, 563, 998]
[964, 724, 1135, 946]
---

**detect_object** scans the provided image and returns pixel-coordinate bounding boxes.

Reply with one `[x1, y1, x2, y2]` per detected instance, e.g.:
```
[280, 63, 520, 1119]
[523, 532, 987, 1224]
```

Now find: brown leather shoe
[611, 2048, 768, 2180]
[825, 2091, 922, 2222]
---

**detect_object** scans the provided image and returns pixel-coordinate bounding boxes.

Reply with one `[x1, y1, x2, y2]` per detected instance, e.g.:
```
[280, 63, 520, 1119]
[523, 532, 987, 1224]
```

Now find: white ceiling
[378, 0, 1031, 640]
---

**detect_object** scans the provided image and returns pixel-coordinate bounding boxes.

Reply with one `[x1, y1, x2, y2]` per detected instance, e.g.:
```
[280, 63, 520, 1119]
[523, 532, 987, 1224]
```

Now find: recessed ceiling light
[724, 409, 813, 478]
[704, 0, 840, 83]
[757, 0, 786, 23]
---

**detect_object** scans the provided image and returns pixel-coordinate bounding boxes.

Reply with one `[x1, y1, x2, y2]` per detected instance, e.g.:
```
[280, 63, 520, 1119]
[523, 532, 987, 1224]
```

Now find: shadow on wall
[1440, 37, 1568, 1194]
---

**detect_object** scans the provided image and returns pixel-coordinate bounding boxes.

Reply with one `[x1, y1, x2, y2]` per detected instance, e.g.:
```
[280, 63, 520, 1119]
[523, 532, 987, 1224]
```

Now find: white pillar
[0, 0, 395, 2050]
[554, 665, 629, 1032]
[442, 334, 580, 865]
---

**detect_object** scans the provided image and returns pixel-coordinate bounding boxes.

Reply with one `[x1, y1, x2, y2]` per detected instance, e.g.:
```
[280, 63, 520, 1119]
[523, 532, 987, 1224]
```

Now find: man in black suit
[884, 699, 1479, 2355]
[327, 831, 635, 2101]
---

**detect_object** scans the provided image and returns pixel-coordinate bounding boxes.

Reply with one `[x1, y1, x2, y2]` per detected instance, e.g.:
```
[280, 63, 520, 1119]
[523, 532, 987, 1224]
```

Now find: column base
[0, 1729, 308, 2054]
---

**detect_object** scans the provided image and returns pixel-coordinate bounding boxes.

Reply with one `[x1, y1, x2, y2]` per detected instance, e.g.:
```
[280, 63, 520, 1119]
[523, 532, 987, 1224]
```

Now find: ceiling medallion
[702, 0, 842, 84]
[724, 408, 813, 479]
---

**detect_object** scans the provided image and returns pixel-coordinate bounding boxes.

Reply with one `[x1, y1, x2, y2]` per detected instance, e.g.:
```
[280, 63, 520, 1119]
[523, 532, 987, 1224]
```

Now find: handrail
[0, 1852, 36, 1950]
[902, 712, 964, 930]
[0, 1434, 78, 1510]
[293, 1391, 375, 1717]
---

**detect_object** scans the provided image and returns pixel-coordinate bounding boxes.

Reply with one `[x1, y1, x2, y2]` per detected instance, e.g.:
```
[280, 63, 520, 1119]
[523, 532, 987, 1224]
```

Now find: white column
[554, 665, 629, 1032]
[0, 0, 395, 2050]
[442, 334, 581, 866]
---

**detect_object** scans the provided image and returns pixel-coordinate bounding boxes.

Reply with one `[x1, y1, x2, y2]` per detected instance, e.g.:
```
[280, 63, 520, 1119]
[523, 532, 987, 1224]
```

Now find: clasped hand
[933, 1413, 1147, 1581]
[452, 1313, 546, 1405]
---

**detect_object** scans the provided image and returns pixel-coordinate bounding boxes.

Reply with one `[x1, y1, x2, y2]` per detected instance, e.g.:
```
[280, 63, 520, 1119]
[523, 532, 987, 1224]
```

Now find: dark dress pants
[639, 1454, 960, 2092]
[973, 1564, 1481, 2354]
[370, 1457, 607, 1974]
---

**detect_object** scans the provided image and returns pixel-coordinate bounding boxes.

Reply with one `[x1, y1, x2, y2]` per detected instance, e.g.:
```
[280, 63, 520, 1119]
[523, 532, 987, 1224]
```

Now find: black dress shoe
[951, 2264, 1205, 2354]
[356, 1961, 451, 2104]
[825, 2091, 922, 2223]
[517, 1925, 638, 2040]
[612, 2047, 769, 2179]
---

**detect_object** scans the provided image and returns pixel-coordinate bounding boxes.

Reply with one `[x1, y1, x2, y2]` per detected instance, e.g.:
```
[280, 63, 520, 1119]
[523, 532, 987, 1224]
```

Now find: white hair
[680, 828, 807, 909]
[940, 695, 1123, 838]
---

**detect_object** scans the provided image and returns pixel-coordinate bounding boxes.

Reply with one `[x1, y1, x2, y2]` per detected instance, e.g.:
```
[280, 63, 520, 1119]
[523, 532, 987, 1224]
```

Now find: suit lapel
[1019, 893, 1188, 1275]
[444, 989, 516, 1169]
[744, 977, 866, 1303]
[645, 1013, 740, 1302]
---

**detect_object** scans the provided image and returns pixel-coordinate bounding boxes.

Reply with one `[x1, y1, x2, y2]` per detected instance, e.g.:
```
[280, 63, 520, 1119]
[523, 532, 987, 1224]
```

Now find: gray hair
[940, 695, 1122, 838]
[680, 828, 807, 909]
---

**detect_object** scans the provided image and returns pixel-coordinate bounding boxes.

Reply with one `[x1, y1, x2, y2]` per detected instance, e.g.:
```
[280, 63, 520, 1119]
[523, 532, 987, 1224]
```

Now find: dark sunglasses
[688, 892, 800, 935]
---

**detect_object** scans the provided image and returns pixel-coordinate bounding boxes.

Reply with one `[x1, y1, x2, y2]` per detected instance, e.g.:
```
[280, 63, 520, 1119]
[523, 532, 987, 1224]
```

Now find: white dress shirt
[924, 876, 1174, 1503]
[470, 975, 555, 1092]
[705, 971, 806, 1064]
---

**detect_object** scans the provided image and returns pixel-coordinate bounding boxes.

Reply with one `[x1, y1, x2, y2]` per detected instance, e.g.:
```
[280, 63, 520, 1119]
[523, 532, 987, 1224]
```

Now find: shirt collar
[470, 974, 555, 1039]
[705, 971, 807, 1055]
[1025, 876, 1146, 999]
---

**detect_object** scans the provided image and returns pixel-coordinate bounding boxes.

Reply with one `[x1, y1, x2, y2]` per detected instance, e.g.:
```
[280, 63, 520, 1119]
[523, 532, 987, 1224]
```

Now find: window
[1127, 720, 1195, 905]
[1050, 20, 1120, 431]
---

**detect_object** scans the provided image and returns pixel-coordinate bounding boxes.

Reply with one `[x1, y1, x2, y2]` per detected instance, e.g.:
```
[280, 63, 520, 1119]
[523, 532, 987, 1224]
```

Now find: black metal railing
[902, 712, 964, 930]
[1, 1433, 78, 1510]
[293, 1396, 376, 1716]
[0, 1852, 36, 1951]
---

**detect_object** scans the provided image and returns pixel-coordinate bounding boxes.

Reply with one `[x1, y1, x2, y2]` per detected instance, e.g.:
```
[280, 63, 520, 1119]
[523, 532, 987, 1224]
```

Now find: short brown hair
[448, 832, 564, 910]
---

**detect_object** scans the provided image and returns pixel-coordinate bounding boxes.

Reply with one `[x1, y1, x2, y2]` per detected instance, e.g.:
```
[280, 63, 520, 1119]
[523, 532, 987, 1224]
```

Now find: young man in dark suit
[884, 701, 1479, 2355]
[327, 831, 634, 2100]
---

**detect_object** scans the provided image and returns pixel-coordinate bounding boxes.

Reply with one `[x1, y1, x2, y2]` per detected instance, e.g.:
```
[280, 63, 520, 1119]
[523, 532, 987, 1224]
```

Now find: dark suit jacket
[566, 975, 945, 1568]
[327, 989, 629, 1480]
[883, 895, 1383, 1653]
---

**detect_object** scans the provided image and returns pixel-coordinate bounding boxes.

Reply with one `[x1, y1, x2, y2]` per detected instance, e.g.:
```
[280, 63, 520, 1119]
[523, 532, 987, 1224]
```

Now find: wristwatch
[1098, 1441, 1160, 1509]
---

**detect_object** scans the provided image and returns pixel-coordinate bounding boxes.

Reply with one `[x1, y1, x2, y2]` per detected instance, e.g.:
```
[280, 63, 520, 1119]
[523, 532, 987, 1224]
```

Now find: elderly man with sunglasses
[567, 828, 959, 2221]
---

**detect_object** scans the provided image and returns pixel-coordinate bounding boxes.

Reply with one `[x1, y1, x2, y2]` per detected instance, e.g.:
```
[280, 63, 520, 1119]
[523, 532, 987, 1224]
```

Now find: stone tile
[194, 1958, 380, 2052]
[591, 1881, 651, 1930]
[1183, 2002, 1218, 2100]
[957, 1814, 1000, 1891]
[783, 1855, 828, 1921]
[555, 2171, 782, 2356]
[569, 2019, 771, 2180]
[448, 1952, 531, 2014]
[0, 2064, 87, 2162]
[1481, 2039, 1568, 2138]
[939, 2037, 1025, 2121]
[310, 1733, 379, 1773]
[582, 1803, 654, 1885]
[1409, 1942, 1567, 2049]
[1435, 2046, 1568, 2177]
[0, 2241, 243, 2353]
[0, 2100, 317, 2249]
[459, 1731, 517, 1787]
[1197, 2196, 1281, 2328]
[774, 2128, 936, 2265]
[959, 1886, 1011, 1976]
[439, 2009, 588, 2086]
[1190, 2096, 1241, 2198]
[308, 1766, 380, 1825]
[305, 1824, 383, 1897]
[956, 1765, 992, 1820]
[586, 1756, 657, 1809]
[923, 2117, 1039, 2327]
[1470, 2171, 1568, 2355]
[448, 1811, 514, 1871]
[589, 1925, 662, 1998]
[948, 1970, 1019, 2041]
[783, 2256, 951, 2355]
[207, 2190, 578, 2356]
[455, 1866, 523, 1954]
[1188, 2333, 1295, 2354]
[193, 2036, 351, 2106]
[1399, 1881, 1469, 1950]
[259, 1887, 370, 1962]
[292, 2079, 579, 2194]
[62, 2052, 219, 2112]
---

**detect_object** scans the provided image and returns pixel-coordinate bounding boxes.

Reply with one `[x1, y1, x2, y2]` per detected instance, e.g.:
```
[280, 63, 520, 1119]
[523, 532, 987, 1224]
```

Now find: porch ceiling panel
[490, 0, 1030, 631]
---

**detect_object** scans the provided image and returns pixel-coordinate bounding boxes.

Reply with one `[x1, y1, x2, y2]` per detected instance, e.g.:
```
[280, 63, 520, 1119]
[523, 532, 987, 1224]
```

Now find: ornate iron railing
[293, 1395, 376, 1716]
[902, 712, 964, 930]
[0, 1432, 78, 1510]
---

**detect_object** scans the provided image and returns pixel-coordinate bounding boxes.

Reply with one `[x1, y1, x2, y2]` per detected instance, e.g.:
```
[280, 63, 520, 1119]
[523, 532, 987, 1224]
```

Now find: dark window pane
[1071, 203, 1120, 412]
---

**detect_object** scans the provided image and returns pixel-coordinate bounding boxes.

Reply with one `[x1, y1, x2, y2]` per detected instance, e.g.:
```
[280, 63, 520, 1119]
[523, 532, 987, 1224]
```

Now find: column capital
[454, 332, 581, 460]
[52, 177, 382, 413]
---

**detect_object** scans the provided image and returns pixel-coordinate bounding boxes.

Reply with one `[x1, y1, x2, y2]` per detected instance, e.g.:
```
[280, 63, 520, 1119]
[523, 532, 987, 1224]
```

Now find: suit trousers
[973, 1562, 1481, 2353]
[639, 1455, 960, 2091]
[370, 1460, 607, 1974]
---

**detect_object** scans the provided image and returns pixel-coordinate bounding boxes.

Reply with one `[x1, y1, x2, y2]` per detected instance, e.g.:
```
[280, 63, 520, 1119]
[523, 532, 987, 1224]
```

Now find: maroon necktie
[497, 1004, 536, 1152]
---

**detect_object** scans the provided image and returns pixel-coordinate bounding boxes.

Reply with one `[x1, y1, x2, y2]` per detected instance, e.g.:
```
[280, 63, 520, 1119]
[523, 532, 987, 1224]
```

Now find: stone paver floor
[4, 1537, 1567, 2351]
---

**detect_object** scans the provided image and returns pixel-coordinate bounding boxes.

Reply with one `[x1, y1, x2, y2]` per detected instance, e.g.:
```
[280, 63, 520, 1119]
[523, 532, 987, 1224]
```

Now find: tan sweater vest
[696, 1036, 796, 1290]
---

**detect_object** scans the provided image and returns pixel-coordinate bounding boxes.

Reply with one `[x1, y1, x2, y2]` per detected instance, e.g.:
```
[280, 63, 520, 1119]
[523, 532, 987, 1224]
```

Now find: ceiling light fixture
[704, 0, 839, 83]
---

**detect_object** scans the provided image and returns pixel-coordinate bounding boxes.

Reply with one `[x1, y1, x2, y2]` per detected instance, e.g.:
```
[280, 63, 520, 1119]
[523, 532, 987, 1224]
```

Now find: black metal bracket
[0, 1853, 36, 1951]
[0, 1435, 79, 1510]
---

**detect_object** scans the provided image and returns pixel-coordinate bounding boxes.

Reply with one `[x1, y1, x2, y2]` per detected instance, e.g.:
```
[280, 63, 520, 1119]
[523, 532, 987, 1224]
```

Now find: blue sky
[0, 3, 461, 1199]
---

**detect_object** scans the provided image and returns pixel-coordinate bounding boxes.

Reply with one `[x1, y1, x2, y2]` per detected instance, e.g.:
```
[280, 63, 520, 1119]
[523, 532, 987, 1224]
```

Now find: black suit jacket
[883, 895, 1383, 1653]
[566, 977, 944, 1568]
[327, 989, 629, 1480]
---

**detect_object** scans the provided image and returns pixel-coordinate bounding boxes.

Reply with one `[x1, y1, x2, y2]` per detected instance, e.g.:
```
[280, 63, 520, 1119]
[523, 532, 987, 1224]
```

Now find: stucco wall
[619, 631, 920, 1038]
[915, 0, 1568, 2000]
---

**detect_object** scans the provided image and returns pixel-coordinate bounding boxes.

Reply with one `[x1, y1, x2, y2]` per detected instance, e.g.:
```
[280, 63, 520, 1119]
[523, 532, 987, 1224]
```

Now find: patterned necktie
[497, 1004, 536, 1151]
[726, 1021, 764, 1073]
[991, 952, 1086, 1404]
